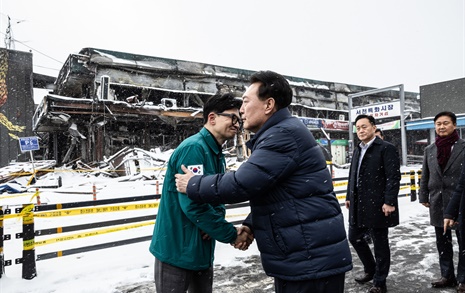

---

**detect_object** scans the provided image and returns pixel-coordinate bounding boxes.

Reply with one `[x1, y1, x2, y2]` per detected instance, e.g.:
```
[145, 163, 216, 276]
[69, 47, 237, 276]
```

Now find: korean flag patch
[187, 165, 204, 175]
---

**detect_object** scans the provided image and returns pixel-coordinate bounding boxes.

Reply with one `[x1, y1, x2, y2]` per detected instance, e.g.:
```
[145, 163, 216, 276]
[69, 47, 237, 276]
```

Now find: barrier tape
[336, 195, 346, 200]
[336, 185, 413, 201]
[19, 205, 34, 218]
[6, 167, 169, 176]
[333, 181, 348, 188]
[0, 202, 160, 220]
[29, 190, 39, 202]
[23, 239, 34, 251]
[226, 213, 249, 219]
[0, 192, 35, 199]
[35, 221, 155, 247]
[34, 202, 160, 218]
[32, 212, 249, 247]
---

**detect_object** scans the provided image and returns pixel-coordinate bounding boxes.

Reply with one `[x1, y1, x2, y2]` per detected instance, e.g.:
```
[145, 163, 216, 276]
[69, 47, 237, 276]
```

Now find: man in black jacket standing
[346, 114, 401, 293]
[175, 70, 352, 293]
[422, 111, 465, 291]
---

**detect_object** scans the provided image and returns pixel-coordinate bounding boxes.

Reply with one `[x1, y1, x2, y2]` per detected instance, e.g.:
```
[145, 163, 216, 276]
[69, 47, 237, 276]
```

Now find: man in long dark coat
[420, 111, 465, 291]
[346, 114, 401, 293]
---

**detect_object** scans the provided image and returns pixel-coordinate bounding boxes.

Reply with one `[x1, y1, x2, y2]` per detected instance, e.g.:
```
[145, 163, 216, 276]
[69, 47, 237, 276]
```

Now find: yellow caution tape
[336, 195, 346, 200]
[19, 204, 34, 217]
[23, 239, 35, 250]
[333, 181, 348, 187]
[337, 186, 413, 201]
[35, 221, 156, 247]
[34, 212, 250, 247]
[29, 189, 40, 202]
[226, 213, 249, 219]
[34, 202, 160, 218]
[0, 192, 36, 199]
[0, 202, 160, 220]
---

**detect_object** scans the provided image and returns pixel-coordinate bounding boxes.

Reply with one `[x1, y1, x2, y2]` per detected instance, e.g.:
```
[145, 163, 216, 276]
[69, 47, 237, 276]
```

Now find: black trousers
[349, 226, 390, 287]
[274, 272, 345, 293]
[154, 257, 213, 293]
[434, 226, 465, 283]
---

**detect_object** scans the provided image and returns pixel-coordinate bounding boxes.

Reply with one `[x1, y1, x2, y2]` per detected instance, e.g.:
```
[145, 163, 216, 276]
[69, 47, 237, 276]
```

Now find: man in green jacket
[149, 93, 252, 293]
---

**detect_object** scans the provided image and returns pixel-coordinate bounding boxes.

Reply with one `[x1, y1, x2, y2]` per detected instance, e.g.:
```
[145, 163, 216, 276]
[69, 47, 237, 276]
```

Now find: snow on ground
[0, 164, 453, 293]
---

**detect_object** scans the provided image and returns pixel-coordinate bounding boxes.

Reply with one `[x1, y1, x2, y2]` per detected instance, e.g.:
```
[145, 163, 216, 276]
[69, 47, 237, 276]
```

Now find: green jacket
[149, 127, 237, 270]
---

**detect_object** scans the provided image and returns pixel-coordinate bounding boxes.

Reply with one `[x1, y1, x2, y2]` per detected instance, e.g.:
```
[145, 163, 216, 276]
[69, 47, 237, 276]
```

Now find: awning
[407, 116, 465, 130]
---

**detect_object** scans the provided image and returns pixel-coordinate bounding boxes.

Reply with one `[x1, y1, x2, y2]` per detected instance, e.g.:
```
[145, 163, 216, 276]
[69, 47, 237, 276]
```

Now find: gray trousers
[154, 257, 213, 293]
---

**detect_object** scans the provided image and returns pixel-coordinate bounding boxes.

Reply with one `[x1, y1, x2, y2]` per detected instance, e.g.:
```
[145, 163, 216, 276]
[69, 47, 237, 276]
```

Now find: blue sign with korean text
[19, 136, 40, 152]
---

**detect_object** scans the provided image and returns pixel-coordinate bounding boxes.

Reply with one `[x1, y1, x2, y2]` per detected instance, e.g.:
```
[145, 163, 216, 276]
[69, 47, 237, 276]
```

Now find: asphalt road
[115, 208, 459, 293]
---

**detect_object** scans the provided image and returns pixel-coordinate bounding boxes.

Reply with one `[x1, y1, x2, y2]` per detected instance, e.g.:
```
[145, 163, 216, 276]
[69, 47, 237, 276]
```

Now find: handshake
[232, 225, 254, 251]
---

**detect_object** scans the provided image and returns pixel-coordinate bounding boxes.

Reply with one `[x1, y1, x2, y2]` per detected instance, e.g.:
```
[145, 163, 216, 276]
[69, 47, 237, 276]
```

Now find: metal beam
[348, 84, 407, 166]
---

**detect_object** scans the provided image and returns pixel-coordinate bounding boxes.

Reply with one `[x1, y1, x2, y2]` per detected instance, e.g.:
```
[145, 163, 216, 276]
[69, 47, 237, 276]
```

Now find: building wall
[420, 77, 465, 118]
[0, 49, 36, 167]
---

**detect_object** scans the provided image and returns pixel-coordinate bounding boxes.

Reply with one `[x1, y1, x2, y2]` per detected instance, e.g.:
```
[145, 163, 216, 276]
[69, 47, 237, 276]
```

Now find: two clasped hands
[177, 164, 255, 251]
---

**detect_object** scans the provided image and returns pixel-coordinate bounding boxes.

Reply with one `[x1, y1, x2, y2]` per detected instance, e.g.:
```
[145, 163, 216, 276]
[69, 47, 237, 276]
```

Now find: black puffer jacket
[346, 137, 401, 228]
[186, 108, 353, 281]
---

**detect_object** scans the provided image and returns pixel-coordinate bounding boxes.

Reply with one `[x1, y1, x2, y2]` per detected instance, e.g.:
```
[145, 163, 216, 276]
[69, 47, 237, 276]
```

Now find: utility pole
[4, 16, 14, 49]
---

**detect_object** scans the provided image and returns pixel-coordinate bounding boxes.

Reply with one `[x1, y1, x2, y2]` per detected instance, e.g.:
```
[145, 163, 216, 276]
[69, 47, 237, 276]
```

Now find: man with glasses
[175, 70, 352, 293]
[216, 112, 242, 126]
[149, 93, 252, 293]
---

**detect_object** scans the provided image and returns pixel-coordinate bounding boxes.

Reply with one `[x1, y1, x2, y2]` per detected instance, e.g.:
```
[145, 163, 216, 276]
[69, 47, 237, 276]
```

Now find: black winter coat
[419, 139, 465, 227]
[444, 156, 465, 240]
[346, 137, 401, 228]
[186, 108, 352, 281]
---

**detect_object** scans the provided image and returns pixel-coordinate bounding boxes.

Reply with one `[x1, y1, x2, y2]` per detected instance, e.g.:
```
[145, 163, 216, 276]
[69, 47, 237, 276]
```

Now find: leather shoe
[368, 285, 387, 293]
[355, 272, 374, 283]
[458, 283, 465, 292]
[431, 277, 457, 288]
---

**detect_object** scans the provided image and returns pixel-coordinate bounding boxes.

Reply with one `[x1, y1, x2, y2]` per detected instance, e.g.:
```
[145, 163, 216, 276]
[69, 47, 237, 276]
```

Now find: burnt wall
[0, 49, 36, 167]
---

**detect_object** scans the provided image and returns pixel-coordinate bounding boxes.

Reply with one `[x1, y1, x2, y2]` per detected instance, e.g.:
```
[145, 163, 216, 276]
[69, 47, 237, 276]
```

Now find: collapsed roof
[32, 48, 419, 165]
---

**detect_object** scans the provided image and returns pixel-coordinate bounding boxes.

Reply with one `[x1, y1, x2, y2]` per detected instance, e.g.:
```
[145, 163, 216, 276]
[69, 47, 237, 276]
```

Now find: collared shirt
[357, 136, 377, 179]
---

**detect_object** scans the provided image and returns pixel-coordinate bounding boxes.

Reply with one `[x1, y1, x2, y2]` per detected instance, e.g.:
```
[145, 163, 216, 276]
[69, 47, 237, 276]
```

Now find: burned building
[31, 48, 420, 165]
[0, 49, 37, 167]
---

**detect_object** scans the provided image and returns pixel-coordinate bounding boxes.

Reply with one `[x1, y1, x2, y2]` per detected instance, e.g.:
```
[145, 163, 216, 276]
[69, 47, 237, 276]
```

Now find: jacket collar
[199, 127, 222, 156]
[357, 136, 383, 150]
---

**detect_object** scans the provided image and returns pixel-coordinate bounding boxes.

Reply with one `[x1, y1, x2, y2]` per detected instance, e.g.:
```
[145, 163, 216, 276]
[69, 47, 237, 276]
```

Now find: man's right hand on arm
[175, 164, 194, 194]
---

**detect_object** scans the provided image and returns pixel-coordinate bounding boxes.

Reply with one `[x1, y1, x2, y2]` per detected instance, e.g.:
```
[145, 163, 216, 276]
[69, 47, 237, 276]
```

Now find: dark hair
[375, 128, 384, 136]
[250, 70, 293, 110]
[355, 114, 376, 125]
[434, 111, 457, 124]
[203, 93, 242, 124]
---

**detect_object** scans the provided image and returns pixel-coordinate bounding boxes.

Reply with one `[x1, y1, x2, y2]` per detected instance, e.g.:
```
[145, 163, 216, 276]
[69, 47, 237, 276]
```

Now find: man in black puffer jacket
[175, 70, 352, 293]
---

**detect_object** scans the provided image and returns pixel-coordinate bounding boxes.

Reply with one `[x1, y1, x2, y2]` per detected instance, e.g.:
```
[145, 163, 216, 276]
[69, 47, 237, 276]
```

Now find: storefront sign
[350, 101, 401, 122]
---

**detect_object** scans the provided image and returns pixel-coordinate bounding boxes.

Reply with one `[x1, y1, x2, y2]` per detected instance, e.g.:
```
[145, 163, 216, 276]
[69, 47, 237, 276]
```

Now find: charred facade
[30, 48, 420, 165]
[0, 49, 36, 167]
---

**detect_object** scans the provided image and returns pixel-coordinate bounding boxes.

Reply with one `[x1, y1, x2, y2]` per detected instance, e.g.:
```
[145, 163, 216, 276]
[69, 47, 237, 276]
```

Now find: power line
[0, 31, 63, 64]
[34, 64, 61, 72]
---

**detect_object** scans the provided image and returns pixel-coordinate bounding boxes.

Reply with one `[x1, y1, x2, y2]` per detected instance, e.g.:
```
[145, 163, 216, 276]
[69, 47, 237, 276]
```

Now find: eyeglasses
[216, 112, 243, 126]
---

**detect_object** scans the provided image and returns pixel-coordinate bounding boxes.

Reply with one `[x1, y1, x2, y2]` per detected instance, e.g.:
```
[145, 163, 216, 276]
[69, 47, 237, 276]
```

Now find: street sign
[19, 136, 40, 152]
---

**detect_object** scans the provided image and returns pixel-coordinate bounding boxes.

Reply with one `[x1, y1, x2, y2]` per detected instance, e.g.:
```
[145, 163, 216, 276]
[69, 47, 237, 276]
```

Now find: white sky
[0, 0, 464, 93]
